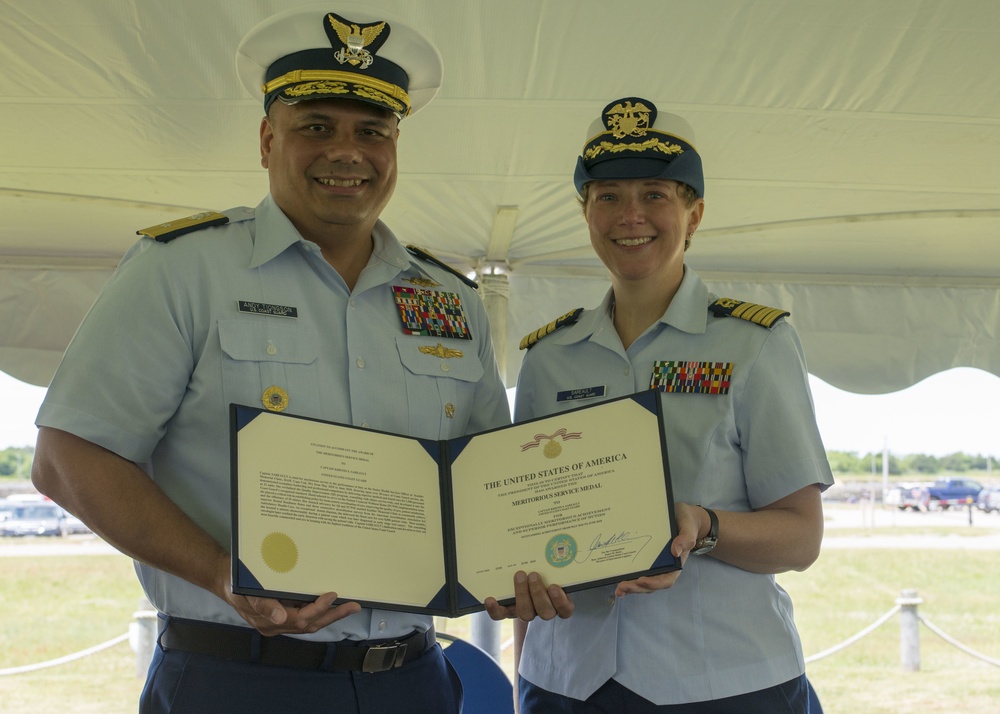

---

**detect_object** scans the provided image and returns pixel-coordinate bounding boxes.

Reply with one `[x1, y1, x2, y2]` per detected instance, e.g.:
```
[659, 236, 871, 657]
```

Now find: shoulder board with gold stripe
[519, 308, 584, 350]
[137, 211, 229, 243]
[709, 298, 789, 329]
[406, 245, 478, 289]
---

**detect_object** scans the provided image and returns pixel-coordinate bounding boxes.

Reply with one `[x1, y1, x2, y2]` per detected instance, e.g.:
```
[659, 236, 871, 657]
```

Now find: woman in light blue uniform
[487, 98, 834, 713]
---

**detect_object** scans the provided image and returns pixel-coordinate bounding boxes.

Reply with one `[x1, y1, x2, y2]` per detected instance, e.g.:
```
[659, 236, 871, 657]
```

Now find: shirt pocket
[218, 319, 319, 415]
[395, 337, 484, 439]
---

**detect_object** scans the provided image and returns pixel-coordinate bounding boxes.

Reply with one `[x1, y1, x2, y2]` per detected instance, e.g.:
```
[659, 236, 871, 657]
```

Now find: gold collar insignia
[402, 277, 442, 288]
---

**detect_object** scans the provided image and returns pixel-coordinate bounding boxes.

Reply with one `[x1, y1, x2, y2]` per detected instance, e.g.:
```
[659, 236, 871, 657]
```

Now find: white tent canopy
[3, 0, 999, 394]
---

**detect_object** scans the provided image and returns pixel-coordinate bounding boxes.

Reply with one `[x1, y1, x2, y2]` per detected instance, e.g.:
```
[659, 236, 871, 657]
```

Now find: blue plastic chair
[438, 632, 514, 714]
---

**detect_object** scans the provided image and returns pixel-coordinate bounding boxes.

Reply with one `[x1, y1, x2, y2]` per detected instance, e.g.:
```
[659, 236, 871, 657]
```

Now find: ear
[259, 116, 273, 169]
[687, 198, 706, 233]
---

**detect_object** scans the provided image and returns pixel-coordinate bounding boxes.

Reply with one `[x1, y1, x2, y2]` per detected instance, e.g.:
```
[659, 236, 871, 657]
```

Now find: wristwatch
[692, 506, 718, 555]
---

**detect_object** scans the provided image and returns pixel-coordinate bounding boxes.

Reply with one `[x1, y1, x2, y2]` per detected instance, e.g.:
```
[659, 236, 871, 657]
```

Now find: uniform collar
[248, 195, 412, 282]
[658, 267, 710, 335]
[369, 221, 412, 274]
[351, 221, 413, 293]
[248, 195, 303, 268]
[546, 267, 711, 350]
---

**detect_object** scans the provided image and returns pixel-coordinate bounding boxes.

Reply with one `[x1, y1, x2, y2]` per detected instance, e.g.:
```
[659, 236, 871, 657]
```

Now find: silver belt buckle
[361, 642, 408, 673]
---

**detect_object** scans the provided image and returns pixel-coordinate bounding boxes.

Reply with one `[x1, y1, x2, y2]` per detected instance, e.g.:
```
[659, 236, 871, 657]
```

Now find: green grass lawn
[0, 550, 146, 713]
[779, 547, 999, 713]
[1, 533, 997, 713]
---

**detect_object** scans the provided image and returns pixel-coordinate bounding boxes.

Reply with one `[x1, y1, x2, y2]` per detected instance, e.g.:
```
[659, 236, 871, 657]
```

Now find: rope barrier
[918, 613, 1000, 668]
[804, 605, 900, 663]
[2, 598, 996, 678]
[0, 632, 129, 676]
[803, 601, 1000, 668]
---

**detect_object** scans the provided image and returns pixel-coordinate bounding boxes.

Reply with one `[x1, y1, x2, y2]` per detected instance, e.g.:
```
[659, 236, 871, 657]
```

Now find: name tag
[556, 386, 606, 402]
[238, 300, 298, 318]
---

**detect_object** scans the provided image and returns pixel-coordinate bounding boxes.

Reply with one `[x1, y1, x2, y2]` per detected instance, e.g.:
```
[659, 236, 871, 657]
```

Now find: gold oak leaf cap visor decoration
[574, 96, 704, 198]
[236, 4, 443, 118]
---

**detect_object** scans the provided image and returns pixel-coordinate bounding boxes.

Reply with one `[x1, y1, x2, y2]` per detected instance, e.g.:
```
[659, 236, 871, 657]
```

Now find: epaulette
[137, 211, 230, 243]
[519, 308, 584, 350]
[406, 245, 478, 289]
[709, 298, 789, 329]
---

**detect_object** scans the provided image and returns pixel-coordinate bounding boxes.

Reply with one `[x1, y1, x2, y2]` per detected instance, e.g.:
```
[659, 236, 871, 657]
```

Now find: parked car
[926, 478, 983, 509]
[0, 500, 18, 523]
[977, 484, 1000, 514]
[885, 483, 931, 511]
[0, 502, 68, 537]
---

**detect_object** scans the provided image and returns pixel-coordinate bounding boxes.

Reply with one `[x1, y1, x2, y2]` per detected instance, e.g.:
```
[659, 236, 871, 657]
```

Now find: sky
[1, 367, 998, 458]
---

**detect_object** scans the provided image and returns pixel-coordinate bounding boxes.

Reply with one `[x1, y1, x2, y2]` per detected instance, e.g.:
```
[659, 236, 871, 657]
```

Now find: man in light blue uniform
[487, 98, 834, 712]
[32, 6, 508, 713]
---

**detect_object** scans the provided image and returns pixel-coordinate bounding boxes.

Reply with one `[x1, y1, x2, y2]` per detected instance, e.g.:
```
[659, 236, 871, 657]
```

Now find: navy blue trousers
[520, 674, 811, 714]
[139, 637, 462, 713]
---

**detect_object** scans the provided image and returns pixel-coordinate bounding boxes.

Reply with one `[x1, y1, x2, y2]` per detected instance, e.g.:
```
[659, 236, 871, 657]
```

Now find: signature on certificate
[578, 531, 652, 563]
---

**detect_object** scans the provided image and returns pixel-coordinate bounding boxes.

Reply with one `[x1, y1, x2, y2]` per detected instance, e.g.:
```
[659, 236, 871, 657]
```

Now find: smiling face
[260, 99, 399, 246]
[584, 178, 704, 288]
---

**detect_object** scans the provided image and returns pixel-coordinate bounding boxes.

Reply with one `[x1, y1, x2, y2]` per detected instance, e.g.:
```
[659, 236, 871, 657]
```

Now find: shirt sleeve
[736, 321, 835, 508]
[36, 241, 196, 462]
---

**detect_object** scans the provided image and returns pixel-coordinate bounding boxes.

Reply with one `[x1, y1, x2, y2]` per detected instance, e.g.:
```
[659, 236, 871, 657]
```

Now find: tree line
[0, 446, 34, 479]
[827, 450, 997, 476]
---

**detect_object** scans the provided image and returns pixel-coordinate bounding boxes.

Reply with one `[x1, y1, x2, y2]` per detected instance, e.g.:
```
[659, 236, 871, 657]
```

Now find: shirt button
[356, 357, 365, 369]
[440, 363, 450, 372]
[361, 421, 370, 428]
[607, 596, 616, 606]
[378, 620, 386, 632]
[624, 366, 631, 376]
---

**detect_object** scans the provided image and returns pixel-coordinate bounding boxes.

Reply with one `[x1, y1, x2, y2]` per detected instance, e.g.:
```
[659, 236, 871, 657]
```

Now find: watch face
[692, 536, 717, 555]
[693, 506, 719, 555]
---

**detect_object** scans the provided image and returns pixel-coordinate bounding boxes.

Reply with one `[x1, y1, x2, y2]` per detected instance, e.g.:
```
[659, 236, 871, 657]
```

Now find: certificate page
[450, 393, 676, 604]
[233, 409, 446, 610]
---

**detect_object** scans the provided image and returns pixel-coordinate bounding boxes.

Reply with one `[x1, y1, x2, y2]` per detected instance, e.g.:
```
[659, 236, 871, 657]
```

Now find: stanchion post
[470, 609, 502, 662]
[130, 595, 157, 678]
[896, 589, 922, 671]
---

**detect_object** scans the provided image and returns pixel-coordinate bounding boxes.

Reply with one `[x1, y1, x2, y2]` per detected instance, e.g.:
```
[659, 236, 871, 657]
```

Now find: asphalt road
[821, 501, 1000, 549]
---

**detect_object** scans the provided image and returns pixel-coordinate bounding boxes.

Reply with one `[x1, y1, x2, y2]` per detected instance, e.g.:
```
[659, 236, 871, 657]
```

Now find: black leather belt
[159, 617, 435, 673]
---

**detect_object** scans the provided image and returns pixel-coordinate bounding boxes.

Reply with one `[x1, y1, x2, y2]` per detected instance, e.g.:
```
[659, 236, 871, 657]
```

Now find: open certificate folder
[230, 390, 680, 616]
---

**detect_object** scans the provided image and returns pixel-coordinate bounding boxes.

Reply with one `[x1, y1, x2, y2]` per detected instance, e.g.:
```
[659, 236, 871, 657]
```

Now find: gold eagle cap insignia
[328, 16, 386, 47]
[327, 14, 387, 68]
[605, 100, 653, 138]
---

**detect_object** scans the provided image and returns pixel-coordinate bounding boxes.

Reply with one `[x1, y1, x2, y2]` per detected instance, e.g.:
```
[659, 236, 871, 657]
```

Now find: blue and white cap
[574, 97, 704, 197]
[236, 4, 443, 118]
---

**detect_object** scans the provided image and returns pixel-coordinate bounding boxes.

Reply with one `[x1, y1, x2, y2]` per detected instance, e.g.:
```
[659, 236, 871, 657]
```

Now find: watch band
[692, 506, 718, 555]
